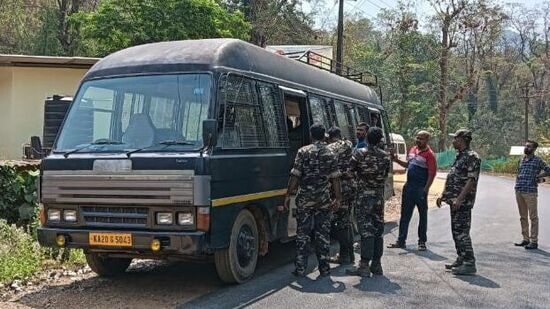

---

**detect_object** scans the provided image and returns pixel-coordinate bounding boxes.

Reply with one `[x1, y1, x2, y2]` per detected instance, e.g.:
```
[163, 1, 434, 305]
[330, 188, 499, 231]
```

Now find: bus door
[280, 86, 309, 238]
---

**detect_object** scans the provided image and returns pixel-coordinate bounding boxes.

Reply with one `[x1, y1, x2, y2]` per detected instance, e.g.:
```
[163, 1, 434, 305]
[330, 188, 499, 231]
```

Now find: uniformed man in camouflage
[437, 129, 481, 275]
[327, 127, 356, 265]
[282, 123, 342, 277]
[346, 127, 391, 277]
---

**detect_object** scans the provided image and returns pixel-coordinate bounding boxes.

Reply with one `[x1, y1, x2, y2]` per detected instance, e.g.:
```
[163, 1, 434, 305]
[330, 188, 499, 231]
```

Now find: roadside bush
[491, 152, 550, 174]
[0, 220, 43, 283]
[0, 164, 39, 226]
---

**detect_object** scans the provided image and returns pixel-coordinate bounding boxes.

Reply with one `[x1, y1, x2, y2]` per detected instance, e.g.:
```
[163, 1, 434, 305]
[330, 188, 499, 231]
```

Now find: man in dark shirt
[514, 140, 550, 250]
[353, 122, 369, 150]
[388, 130, 437, 251]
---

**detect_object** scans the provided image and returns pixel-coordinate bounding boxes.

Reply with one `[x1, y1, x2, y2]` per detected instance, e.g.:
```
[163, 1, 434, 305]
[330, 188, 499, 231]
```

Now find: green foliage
[0, 220, 43, 283]
[0, 165, 39, 226]
[76, 0, 251, 56]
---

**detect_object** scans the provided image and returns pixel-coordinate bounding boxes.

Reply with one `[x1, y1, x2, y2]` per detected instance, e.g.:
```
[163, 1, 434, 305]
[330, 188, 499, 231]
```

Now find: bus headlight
[156, 212, 173, 225]
[63, 210, 77, 222]
[47, 209, 61, 222]
[177, 212, 194, 226]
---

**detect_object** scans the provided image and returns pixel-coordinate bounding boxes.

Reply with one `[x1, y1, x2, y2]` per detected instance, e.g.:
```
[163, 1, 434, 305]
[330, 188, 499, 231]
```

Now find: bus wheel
[215, 209, 259, 284]
[85, 252, 132, 277]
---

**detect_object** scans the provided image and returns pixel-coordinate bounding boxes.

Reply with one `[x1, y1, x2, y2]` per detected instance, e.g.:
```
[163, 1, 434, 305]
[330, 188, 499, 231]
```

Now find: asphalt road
[183, 175, 550, 309]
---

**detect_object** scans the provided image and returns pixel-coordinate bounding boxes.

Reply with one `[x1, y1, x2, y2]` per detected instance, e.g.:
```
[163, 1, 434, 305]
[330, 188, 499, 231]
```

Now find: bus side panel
[208, 153, 288, 250]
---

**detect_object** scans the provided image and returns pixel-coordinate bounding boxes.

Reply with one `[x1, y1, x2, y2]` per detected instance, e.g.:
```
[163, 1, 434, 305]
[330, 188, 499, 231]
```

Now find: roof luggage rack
[282, 50, 378, 87]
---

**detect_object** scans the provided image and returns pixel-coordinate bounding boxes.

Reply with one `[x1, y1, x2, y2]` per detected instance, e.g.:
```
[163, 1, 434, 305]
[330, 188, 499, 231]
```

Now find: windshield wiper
[125, 140, 195, 157]
[62, 139, 123, 158]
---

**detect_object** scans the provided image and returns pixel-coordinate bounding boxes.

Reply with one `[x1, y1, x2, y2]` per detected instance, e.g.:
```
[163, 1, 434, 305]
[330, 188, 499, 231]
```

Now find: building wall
[0, 67, 14, 159]
[0, 66, 88, 159]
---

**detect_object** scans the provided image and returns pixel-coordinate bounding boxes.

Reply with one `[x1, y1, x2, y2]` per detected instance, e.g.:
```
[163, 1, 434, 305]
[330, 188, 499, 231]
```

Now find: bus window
[369, 110, 382, 128]
[355, 106, 369, 124]
[219, 75, 267, 148]
[257, 82, 288, 148]
[334, 100, 355, 141]
[308, 96, 330, 128]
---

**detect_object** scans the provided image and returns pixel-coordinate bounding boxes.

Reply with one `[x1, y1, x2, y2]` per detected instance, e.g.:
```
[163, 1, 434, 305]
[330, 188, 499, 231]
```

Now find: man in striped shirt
[388, 130, 437, 251]
[514, 140, 550, 250]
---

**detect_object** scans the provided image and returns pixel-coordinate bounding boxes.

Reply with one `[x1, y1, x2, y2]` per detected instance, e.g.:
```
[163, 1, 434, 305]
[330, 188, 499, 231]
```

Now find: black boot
[445, 257, 463, 270]
[346, 260, 371, 277]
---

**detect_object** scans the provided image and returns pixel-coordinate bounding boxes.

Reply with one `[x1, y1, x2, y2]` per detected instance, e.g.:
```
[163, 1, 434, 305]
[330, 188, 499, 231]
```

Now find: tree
[0, 0, 41, 54]
[429, 0, 505, 150]
[221, 0, 317, 47]
[77, 0, 250, 56]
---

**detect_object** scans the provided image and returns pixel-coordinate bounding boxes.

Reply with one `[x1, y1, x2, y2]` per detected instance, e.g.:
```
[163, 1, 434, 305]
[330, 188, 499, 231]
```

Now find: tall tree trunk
[437, 21, 450, 151]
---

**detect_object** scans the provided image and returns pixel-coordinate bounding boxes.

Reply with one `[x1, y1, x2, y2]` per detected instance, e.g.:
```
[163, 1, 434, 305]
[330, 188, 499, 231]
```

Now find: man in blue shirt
[514, 140, 550, 250]
[354, 122, 369, 150]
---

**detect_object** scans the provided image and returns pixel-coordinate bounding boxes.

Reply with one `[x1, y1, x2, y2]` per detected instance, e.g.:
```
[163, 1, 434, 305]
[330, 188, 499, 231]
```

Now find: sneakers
[346, 261, 371, 277]
[514, 240, 530, 247]
[525, 242, 538, 250]
[418, 242, 427, 251]
[445, 258, 463, 270]
[451, 262, 476, 275]
[387, 242, 406, 249]
[369, 260, 383, 276]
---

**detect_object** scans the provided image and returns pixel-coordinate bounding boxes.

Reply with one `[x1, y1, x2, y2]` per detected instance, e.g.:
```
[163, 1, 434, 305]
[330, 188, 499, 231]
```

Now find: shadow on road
[528, 248, 550, 258]
[353, 275, 401, 294]
[398, 247, 448, 262]
[289, 276, 346, 294]
[453, 274, 500, 289]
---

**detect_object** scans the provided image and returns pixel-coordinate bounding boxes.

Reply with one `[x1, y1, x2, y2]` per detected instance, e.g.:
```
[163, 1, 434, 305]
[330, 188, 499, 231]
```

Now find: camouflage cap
[449, 128, 472, 141]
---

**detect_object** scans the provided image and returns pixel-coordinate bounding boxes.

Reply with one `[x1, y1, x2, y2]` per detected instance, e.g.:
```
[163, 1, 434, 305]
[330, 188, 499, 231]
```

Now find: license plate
[89, 233, 132, 247]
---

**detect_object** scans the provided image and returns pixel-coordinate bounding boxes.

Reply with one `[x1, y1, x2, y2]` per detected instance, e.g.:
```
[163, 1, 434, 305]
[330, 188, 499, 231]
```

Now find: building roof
[0, 54, 99, 69]
[85, 39, 381, 106]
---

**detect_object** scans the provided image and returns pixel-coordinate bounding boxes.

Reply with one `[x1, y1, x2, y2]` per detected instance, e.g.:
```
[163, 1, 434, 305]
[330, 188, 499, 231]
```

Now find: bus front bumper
[37, 227, 209, 256]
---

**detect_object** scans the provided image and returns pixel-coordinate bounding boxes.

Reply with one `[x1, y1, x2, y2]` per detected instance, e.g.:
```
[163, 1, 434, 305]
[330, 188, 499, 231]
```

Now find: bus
[37, 39, 392, 283]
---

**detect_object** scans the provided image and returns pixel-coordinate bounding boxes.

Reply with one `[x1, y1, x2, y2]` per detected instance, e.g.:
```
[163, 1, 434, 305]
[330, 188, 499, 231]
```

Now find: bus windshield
[55, 74, 212, 153]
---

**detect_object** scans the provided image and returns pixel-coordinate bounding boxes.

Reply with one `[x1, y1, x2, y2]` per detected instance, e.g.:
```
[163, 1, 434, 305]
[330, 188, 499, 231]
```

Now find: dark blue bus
[37, 39, 392, 283]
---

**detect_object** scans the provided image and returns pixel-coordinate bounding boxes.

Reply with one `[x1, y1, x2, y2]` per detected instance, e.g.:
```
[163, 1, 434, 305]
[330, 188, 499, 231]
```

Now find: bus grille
[42, 171, 194, 206]
[81, 206, 148, 228]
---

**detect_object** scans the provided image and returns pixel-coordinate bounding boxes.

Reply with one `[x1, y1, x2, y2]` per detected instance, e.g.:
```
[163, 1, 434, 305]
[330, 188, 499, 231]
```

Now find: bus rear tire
[214, 209, 259, 284]
[85, 252, 132, 277]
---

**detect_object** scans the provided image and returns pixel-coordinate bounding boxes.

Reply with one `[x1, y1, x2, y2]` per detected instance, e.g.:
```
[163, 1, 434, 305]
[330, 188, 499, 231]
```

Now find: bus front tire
[214, 209, 259, 284]
[85, 252, 132, 277]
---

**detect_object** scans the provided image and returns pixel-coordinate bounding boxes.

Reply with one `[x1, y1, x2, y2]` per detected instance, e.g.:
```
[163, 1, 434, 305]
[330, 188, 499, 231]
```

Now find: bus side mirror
[202, 119, 218, 148]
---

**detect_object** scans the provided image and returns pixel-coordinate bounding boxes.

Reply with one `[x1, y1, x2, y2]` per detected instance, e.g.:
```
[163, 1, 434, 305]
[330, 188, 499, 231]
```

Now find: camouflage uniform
[291, 141, 340, 274]
[327, 139, 356, 262]
[350, 145, 391, 267]
[442, 148, 481, 264]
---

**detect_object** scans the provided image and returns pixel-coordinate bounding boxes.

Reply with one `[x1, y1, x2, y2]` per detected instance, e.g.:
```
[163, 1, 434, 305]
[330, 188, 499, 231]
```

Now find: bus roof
[84, 39, 381, 107]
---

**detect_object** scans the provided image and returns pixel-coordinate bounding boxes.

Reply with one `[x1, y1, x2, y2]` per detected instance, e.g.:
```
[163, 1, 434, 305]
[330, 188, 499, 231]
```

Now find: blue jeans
[397, 184, 428, 244]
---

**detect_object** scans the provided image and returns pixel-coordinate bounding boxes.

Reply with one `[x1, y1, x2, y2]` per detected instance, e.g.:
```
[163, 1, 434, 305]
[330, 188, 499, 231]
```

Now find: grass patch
[0, 220, 43, 283]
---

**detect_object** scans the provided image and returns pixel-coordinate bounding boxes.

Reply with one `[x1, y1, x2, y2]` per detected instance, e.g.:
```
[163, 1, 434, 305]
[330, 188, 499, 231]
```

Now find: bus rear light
[197, 207, 210, 231]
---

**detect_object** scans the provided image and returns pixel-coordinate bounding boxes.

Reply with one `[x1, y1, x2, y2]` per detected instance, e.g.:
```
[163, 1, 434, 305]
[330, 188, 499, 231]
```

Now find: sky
[305, 0, 549, 29]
